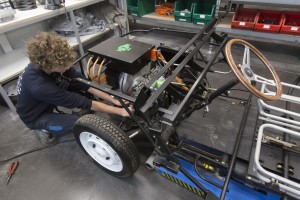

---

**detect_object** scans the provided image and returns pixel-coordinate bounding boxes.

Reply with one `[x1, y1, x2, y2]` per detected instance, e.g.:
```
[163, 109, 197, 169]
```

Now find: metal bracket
[153, 156, 180, 174]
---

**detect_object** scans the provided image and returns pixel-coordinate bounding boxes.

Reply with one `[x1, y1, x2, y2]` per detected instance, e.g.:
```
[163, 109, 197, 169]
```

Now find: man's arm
[87, 87, 125, 106]
[88, 87, 133, 117]
[88, 87, 116, 103]
[91, 100, 133, 117]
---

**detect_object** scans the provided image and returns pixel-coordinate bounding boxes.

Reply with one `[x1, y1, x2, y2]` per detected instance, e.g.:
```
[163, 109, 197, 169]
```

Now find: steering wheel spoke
[254, 74, 276, 86]
[242, 45, 251, 69]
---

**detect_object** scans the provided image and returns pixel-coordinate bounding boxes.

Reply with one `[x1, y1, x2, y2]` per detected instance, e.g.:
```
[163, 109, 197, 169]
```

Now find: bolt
[106, 157, 110, 160]
[92, 144, 96, 148]
[277, 164, 283, 169]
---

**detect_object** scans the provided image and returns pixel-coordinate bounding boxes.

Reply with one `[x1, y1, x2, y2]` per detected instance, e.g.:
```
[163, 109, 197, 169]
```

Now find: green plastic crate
[192, 0, 216, 25]
[174, 0, 198, 23]
[127, 0, 155, 17]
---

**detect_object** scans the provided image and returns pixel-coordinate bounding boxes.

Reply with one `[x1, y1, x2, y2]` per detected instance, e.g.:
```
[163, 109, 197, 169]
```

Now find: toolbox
[254, 10, 284, 33]
[174, 0, 197, 23]
[280, 11, 300, 36]
[192, 0, 216, 25]
[126, 0, 155, 17]
[231, 8, 258, 30]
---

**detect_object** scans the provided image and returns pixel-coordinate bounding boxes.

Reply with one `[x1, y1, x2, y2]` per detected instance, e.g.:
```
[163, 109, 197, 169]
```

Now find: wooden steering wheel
[225, 39, 282, 101]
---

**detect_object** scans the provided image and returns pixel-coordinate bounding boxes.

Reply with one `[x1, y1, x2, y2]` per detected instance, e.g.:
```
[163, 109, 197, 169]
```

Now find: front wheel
[73, 114, 140, 177]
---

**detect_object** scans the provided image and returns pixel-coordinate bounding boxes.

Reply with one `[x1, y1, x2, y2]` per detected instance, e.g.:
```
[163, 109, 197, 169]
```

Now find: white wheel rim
[79, 131, 123, 172]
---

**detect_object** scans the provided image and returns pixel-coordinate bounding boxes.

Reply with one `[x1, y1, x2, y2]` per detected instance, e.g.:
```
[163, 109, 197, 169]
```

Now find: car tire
[73, 114, 140, 177]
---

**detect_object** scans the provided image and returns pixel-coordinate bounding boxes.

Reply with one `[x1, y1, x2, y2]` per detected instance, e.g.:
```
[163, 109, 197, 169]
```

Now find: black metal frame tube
[169, 37, 228, 123]
[220, 93, 252, 200]
[140, 28, 216, 114]
[144, 18, 217, 89]
[207, 79, 240, 103]
[116, 97, 157, 147]
[75, 78, 136, 103]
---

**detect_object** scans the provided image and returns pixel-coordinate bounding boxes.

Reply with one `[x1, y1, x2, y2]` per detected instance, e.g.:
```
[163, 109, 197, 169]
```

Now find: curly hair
[26, 32, 77, 72]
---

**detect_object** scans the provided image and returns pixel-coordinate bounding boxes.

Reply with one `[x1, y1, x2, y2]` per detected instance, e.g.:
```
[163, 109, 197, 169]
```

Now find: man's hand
[112, 99, 129, 107]
[88, 88, 130, 107]
[119, 106, 135, 117]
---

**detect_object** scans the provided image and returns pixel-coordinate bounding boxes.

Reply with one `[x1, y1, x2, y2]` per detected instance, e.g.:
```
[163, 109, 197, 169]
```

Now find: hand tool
[6, 161, 19, 185]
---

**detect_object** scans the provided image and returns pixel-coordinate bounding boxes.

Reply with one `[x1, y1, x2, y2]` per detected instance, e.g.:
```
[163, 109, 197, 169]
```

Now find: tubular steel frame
[258, 83, 300, 130]
[73, 18, 256, 200]
[254, 124, 300, 199]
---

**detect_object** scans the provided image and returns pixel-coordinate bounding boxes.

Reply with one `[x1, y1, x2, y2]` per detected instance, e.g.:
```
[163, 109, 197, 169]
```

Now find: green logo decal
[117, 44, 132, 52]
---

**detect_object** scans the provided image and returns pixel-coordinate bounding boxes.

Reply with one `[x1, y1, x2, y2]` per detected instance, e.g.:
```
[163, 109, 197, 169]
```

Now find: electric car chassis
[69, 18, 298, 200]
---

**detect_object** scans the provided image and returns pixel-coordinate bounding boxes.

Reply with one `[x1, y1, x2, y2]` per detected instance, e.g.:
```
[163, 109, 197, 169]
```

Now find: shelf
[66, 28, 111, 47]
[216, 14, 300, 45]
[0, 29, 112, 83]
[0, 48, 28, 83]
[0, 0, 103, 34]
[230, 0, 300, 8]
[131, 12, 204, 31]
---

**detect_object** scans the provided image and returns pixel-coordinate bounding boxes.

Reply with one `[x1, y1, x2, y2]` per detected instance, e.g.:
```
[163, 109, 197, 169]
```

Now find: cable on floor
[0, 139, 76, 164]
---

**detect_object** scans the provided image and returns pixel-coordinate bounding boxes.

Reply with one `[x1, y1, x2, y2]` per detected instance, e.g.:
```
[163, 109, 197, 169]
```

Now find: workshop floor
[1, 27, 300, 200]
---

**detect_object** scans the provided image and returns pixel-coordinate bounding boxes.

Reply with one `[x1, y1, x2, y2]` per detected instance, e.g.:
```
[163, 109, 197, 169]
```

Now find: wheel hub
[244, 68, 254, 77]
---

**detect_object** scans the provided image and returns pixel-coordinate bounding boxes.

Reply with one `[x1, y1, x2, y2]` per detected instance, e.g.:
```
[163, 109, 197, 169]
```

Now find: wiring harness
[86, 56, 107, 84]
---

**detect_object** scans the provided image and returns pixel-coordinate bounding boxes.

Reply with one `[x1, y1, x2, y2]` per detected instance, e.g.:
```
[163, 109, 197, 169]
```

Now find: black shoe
[34, 130, 58, 145]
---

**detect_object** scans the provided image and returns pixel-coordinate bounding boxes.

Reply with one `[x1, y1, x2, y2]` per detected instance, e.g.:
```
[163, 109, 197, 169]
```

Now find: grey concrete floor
[0, 104, 199, 200]
[1, 28, 300, 200]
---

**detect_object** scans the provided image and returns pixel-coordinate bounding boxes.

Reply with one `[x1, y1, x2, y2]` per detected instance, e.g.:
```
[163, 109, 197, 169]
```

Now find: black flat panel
[89, 36, 154, 75]
[176, 97, 258, 161]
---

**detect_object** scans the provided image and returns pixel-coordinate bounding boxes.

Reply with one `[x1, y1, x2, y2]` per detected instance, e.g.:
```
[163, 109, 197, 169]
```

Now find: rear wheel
[73, 114, 140, 177]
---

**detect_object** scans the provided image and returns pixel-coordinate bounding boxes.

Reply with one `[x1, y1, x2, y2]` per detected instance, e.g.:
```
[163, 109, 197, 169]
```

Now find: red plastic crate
[231, 8, 258, 30]
[280, 11, 300, 36]
[254, 10, 284, 33]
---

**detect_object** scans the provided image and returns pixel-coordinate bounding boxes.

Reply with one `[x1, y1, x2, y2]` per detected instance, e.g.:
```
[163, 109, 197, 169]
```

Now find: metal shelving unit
[230, 0, 300, 8]
[216, 0, 300, 45]
[131, 12, 204, 31]
[0, 0, 118, 111]
[216, 13, 300, 44]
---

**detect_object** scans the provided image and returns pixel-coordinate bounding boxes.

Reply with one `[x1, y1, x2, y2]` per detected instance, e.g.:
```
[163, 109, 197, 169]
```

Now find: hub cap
[79, 132, 123, 172]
